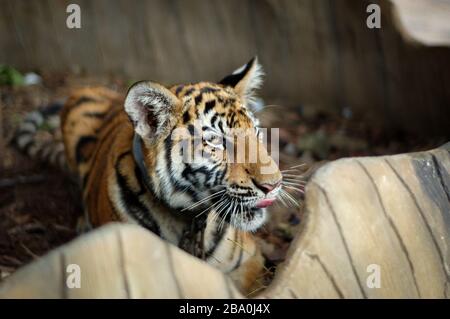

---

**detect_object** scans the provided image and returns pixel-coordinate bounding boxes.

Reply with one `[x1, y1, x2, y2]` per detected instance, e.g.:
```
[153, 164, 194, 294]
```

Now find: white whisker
[281, 169, 303, 173]
[280, 189, 300, 207]
[283, 178, 307, 183]
[277, 193, 289, 208]
[282, 181, 307, 186]
[195, 192, 228, 219]
[288, 163, 306, 169]
[283, 185, 304, 193]
[182, 189, 226, 211]
[222, 200, 233, 231]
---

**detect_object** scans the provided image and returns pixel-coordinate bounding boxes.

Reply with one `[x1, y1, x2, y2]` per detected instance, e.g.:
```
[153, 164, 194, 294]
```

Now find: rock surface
[0, 144, 448, 298]
[266, 143, 449, 298]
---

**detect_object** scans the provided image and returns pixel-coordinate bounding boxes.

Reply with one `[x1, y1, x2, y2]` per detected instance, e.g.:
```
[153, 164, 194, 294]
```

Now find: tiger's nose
[253, 180, 281, 194]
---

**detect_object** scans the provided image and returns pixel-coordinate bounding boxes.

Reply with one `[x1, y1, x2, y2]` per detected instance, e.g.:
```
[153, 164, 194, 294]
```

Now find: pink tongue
[255, 198, 276, 208]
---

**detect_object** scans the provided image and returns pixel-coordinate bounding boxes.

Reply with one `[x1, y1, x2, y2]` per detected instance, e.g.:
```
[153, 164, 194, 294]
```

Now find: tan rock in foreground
[1, 144, 448, 298]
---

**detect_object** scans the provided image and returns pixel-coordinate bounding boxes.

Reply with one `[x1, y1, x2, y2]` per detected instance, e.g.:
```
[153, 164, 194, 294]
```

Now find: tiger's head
[124, 57, 282, 232]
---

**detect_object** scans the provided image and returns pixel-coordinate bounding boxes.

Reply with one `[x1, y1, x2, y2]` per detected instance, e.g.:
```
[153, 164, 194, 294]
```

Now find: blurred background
[0, 0, 449, 281]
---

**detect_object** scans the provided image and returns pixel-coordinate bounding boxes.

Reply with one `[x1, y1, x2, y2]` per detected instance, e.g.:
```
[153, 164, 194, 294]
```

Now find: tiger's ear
[124, 81, 180, 142]
[219, 57, 264, 103]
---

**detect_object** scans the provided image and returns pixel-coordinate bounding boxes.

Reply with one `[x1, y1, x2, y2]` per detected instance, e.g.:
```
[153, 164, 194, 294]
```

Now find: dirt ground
[0, 72, 445, 283]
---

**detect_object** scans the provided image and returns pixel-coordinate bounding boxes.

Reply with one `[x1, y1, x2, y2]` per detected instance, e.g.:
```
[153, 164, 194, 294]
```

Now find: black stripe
[204, 100, 216, 114]
[187, 124, 195, 136]
[134, 165, 147, 196]
[184, 88, 195, 96]
[182, 165, 215, 189]
[206, 163, 221, 187]
[164, 136, 199, 200]
[228, 113, 236, 127]
[182, 111, 191, 124]
[194, 94, 203, 105]
[224, 98, 235, 108]
[73, 96, 98, 108]
[219, 57, 255, 88]
[75, 136, 97, 164]
[175, 85, 185, 95]
[201, 86, 219, 94]
[218, 121, 224, 134]
[214, 164, 227, 186]
[82, 111, 107, 119]
[210, 114, 219, 129]
[115, 152, 161, 235]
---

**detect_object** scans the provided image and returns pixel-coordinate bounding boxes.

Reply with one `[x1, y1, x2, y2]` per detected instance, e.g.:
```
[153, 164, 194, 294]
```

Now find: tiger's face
[125, 57, 282, 231]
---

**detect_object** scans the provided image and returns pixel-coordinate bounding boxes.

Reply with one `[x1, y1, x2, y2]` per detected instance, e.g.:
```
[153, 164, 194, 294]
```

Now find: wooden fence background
[0, 0, 449, 137]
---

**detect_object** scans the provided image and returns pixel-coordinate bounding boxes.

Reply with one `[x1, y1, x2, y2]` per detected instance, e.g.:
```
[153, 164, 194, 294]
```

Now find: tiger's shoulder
[60, 86, 137, 224]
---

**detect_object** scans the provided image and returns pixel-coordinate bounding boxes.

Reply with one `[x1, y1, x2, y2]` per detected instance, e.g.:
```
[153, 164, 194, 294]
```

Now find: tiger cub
[15, 57, 282, 293]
